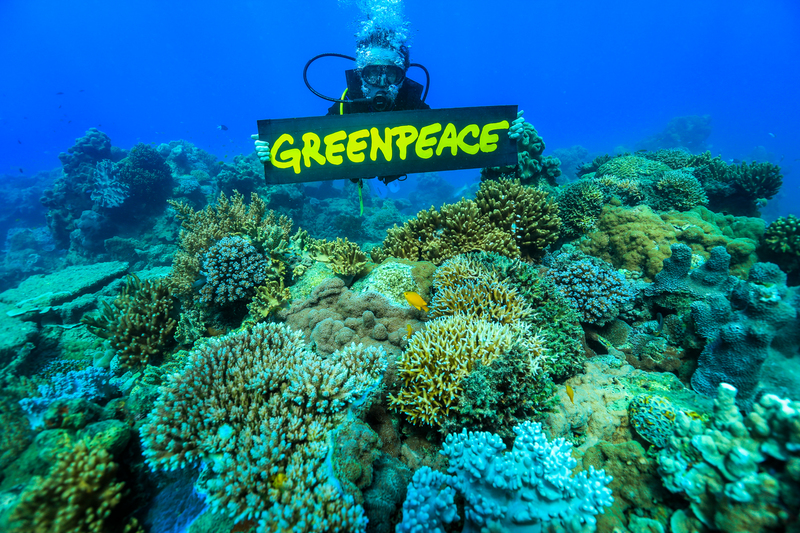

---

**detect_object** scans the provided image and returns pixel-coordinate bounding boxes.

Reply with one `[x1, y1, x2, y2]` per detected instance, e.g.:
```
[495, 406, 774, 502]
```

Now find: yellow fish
[406, 324, 414, 338]
[404, 291, 429, 312]
[565, 384, 575, 404]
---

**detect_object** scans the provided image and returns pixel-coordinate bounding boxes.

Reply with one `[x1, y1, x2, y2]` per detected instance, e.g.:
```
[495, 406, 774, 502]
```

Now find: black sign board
[257, 105, 519, 184]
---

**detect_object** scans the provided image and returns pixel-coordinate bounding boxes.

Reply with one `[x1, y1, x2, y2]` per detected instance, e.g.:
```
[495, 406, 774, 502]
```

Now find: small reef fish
[404, 291, 428, 312]
[217, 124, 229, 131]
[406, 324, 413, 338]
[565, 384, 575, 404]
[768, 132, 775, 138]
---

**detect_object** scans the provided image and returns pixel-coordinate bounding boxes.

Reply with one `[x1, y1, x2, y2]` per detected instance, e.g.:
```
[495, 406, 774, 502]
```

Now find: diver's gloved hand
[508, 110, 526, 140]
[250, 133, 270, 163]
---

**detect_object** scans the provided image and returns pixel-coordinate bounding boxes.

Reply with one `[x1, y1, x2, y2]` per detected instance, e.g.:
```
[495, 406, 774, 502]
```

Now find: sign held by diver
[257, 105, 518, 184]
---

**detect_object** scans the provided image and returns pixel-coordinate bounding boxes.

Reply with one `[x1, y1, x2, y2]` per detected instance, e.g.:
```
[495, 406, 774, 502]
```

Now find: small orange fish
[404, 291, 429, 312]
[565, 384, 575, 404]
[406, 324, 414, 338]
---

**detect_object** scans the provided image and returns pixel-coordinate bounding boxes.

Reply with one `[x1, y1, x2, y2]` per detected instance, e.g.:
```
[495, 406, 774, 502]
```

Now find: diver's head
[356, 29, 409, 111]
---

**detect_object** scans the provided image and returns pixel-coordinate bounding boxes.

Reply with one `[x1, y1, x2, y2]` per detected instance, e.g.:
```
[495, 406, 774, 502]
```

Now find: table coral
[140, 322, 388, 532]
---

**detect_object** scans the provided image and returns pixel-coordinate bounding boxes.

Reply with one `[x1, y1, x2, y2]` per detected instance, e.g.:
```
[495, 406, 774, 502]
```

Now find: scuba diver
[251, 27, 527, 186]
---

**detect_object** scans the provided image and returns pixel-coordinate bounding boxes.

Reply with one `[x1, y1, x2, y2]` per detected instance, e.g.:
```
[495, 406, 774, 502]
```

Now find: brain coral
[140, 322, 387, 532]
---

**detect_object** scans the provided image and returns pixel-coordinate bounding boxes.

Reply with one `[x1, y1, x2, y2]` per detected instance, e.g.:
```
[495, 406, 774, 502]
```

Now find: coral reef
[556, 179, 605, 236]
[637, 114, 712, 151]
[309, 237, 368, 276]
[651, 169, 708, 211]
[279, 277, 422, 358]
[117, 143, 173, 205]
[167, 191, 294, 304]
[199, 235, 270, 305]
[762, 214, 800, 281]
[388, 315, 529, 427]
[140, 322, 387, 532]
[82, 274, 177, 368]
[481, 122, 562, 187]
[657, 382, 800, 532]
[8, 440, 143, 533]
[595, 155, 671, 180]
[372, 179, 560, 264]
[544, 248, 637, 326]
[398, 421, 614, 533]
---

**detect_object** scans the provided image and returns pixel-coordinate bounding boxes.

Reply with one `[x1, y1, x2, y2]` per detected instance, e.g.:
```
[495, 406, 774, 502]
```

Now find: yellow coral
[310, 237, 368, 276]
[9, 440, 143, 533]
[388, 315, 523, 426]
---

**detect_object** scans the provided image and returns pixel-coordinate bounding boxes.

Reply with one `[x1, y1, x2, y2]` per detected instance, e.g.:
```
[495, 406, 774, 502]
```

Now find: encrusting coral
[371, 178, 560, 265]
[8, 440, 143, 533]
[139, 321, 388, 532]
[657, 382, 800, 532]
[82, 274, 177, 367]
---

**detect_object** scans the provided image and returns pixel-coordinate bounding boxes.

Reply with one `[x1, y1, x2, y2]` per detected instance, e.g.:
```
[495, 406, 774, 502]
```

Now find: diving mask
[360, 64, 406, 87]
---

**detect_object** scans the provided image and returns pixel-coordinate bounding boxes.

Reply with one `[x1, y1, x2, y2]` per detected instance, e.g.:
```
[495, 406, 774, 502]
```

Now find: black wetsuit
[326, 69, 429, 116]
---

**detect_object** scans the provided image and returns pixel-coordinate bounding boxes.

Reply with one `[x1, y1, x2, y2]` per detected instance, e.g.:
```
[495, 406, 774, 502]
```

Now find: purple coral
[200, 235, 270, 305]
[547, 258, 637, 325]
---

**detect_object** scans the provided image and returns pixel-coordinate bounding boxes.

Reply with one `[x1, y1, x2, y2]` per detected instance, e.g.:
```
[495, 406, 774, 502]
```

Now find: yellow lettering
[457, 124, 480, 155]
[347, 129, 370, 163]
[391, 125, 419, 160]
[324, 130, 347, 165]
[370, 127, 393, 162]
[480, 120, 510, 153]
[436, 123, 459, 156]
[271, 134, 301, 174]
[415, 123, 442, 159]
[301, 132, 326, 168]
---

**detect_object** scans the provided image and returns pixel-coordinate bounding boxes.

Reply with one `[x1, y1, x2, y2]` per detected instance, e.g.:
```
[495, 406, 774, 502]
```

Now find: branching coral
[372, 179, 559, 264]
[729, 160, 783, 202]
[199, 235, 270, 305]
[652, 169, 708, 211]
[310, 237, 368, 276]
[83, 274, 176, 367]
[762, 214, 800, 279]
[9, 440, 143, 533]
[388, 315, 530, 427]
[168, 191, 293, 302]
[556, 180, 605, 236]
[140, 322, 388, 532]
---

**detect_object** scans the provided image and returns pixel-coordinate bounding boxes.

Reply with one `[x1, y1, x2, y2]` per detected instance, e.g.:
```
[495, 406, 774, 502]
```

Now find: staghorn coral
[82, 274, 177, 368]
[199, 235, 270, 305]
[310, 237, 368, 276]
[140, 322, 388, 532]
[428, 259, 531, 326]
[168, 191, 293, 301]
[729, 160, 783, 203]
[388, 315, 535, 427]
[9, 440, 143, 533]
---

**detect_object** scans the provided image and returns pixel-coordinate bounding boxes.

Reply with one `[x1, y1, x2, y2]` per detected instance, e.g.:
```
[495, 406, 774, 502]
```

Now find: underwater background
[0, 0, 799, 532]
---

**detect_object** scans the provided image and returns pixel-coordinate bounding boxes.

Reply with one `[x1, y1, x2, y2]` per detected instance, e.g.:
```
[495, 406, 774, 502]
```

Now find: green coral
[729, 160, 783, 202]
[762, 215, 800, 279]
[651, 169, 708, 211]
[645, 148, 693, 170]
[556, 180, 605, 236]
[481, 122, 562, 187]
[82, 274, 177, 368]
[595, 155, 671, 180]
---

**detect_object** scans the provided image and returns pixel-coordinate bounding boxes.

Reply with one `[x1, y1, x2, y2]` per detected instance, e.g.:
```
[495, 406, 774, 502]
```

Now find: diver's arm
[250, 133, 271, 163]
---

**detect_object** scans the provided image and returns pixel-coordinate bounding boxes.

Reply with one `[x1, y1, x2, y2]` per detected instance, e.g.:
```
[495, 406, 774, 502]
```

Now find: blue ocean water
[1, 1, 800, 532]
[2, 0, 798, 214]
